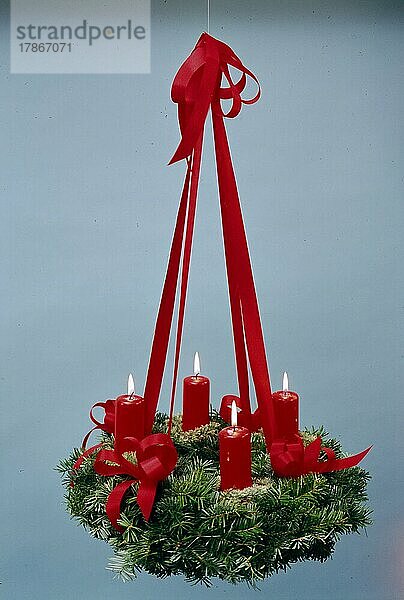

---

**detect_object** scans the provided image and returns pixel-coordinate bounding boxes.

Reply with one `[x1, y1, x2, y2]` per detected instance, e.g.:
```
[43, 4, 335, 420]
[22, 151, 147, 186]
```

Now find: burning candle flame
[282, 371, 289, 392]
[127, 373, 135, 396]
[231, 400, 238, 427]
[193, 351, 201, 377]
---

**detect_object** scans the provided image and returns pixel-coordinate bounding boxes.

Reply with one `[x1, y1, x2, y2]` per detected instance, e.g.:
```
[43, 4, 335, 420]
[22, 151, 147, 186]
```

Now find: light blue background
[1, 1, 403, 598]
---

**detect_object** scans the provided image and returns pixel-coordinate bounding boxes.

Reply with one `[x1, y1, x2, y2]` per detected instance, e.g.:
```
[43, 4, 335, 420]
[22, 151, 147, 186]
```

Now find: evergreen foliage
[58, 412, 371, 586]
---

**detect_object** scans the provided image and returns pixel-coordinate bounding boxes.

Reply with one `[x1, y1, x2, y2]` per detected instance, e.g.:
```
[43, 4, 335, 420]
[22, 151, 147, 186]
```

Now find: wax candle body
[219, 425, 252, 490]
[272, 390, 299, 441]
[182, 375, 210, 431]
[114, 394, 145, 448]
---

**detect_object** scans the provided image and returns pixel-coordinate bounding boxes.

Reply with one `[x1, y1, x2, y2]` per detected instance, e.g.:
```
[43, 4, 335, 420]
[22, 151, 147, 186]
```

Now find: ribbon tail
[70, 443, 104, 488]
[316, 445, 373, 473]
[73, 443, 103, 471]
[106, 480, 135, 533]
[303, 436, 323, 469]
[169, 41, 219, 164]
[212, 110, 274, 447]
[81, 426, 99, 450]
[136, 479, 158, 521]
[167, 133, 204, 433]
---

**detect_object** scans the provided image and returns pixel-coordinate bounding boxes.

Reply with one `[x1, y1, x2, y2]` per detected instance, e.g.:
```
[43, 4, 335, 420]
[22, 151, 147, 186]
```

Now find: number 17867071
[19, 42, 72, 53]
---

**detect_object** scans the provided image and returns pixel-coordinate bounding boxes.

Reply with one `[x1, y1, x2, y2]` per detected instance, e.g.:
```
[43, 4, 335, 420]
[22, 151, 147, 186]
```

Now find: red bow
[93, 433, 178, 530]
[71, 400, 117, 473]
[169, 32, 260, 166]
[270, 435, 372, 478]
[81, 399, 116, 449]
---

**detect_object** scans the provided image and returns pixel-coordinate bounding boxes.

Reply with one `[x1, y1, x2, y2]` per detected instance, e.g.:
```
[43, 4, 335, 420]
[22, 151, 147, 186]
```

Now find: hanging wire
[207, 0, 210, 33]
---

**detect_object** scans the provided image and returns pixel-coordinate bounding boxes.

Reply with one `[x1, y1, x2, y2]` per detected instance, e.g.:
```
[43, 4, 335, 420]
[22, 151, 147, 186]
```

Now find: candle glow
[282, 371, 288, 392]
[231, 400, 238, 427]
[193, 352, 201, 377]
[127, 373, 135, 396]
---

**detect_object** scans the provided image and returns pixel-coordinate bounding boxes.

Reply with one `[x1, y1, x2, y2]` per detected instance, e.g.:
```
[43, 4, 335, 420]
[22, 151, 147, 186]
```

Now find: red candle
[219, 401, 252, 490]
[114, 374, 145, 449]
[220, 394, 253, 429]
[219, 394, 245, 426]
[182, 352, 210, 431]
[272, 372, 299, 441]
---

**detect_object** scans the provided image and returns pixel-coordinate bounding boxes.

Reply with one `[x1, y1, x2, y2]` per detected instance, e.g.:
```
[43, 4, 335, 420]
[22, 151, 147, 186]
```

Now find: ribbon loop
[214, 64, 243, 119]
[89, 400, 115, 431]
[81, 399, 116, 449]
[215, 62, 260, 119]
[139, 433, 178, 481]
[218, 70, 246, 100]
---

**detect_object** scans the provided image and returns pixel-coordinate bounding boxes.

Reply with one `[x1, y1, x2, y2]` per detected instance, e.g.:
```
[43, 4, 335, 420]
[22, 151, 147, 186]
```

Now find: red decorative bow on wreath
[94, 433, 178, 529]
[73, 405, 178, 527]
[270, 435, 372, 477]
[81, 399, 116, 449]
[72, 400, 116, 472]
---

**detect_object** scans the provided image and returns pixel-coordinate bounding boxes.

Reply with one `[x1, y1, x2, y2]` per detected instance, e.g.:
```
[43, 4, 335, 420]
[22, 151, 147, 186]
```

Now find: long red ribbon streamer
[167, 133, 204, 434]
[144, 32, 274, 447]
[143, 161, 192, 434]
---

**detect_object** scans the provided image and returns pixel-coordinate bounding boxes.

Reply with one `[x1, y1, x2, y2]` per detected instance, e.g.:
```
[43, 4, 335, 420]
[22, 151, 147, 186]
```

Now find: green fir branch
[58, 412, 371, 586]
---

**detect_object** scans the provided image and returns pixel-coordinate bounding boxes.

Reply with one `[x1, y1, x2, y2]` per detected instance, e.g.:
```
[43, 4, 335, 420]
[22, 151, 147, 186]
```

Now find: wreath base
[58, 413, 371, 586]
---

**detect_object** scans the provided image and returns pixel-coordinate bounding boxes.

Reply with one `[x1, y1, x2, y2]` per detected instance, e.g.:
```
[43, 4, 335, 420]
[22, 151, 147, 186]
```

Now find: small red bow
[71, 400, 117, 473]
[93, 433, 178, 530]
[270, 435, 372, 478]
[81, 399, 116, 449]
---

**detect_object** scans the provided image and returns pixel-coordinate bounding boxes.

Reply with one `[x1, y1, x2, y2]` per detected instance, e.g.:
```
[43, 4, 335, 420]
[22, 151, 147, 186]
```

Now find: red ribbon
[81, 399, 116, 449]
[72, 443, 103, 472]
[72, 400, 116, 473]
[93, 433, 178, 530]
[270, 435, 372, 478]
[144, 32, 274, 447]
